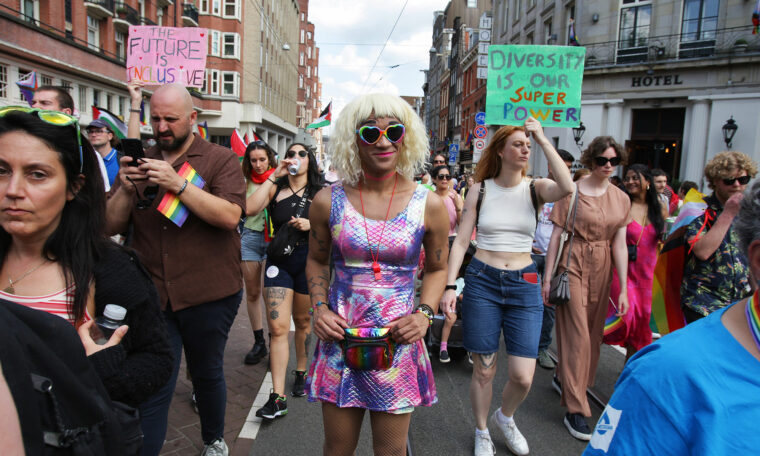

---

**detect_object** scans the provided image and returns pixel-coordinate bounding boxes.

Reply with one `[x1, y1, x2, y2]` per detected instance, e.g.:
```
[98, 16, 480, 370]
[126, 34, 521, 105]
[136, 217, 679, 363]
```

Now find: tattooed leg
[293, 292, 312, 371]
[471, 352, 499, 430]
[264, 286, 294, 395]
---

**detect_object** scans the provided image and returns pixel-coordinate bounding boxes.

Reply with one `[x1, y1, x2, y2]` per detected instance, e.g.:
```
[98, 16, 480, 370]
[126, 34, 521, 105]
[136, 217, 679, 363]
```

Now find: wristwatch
[414, 304, 435, 326]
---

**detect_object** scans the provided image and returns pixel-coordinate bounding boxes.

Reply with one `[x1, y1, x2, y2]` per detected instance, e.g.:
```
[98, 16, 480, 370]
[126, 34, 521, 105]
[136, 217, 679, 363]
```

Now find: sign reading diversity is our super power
[485, 45, 586, 127]
[126, 26, 208, 88]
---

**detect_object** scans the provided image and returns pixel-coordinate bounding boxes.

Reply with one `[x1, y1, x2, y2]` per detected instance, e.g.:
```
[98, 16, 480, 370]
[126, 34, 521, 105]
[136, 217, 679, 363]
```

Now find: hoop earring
[646, 185, 650, 190]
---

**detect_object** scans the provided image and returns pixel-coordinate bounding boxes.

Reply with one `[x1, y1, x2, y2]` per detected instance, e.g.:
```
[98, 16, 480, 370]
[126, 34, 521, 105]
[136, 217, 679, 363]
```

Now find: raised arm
[690, 193, 743, 261]
[245, 158, 294, 216]
[524, 117, 574, 203]
[127, 83, 143, 139]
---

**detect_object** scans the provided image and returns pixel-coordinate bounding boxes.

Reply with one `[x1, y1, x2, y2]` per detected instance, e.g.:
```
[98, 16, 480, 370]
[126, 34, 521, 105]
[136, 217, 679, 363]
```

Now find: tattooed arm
[306, 186, 347, 341]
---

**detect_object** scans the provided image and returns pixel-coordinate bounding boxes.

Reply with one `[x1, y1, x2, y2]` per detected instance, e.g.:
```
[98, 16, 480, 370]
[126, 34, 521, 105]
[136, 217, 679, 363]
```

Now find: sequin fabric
[306, 183, 437, 412]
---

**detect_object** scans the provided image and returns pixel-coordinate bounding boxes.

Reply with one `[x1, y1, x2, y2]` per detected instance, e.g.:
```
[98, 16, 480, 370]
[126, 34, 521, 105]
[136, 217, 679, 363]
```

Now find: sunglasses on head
[286, 149, 308, 158]
[593, 156, 621, 167]
[436, 174, 451, 180]
[722, 175, 751, 186]
[355, 124, 405, 145]
[0, 105, 83, 173]
[250, 140, 268, 148]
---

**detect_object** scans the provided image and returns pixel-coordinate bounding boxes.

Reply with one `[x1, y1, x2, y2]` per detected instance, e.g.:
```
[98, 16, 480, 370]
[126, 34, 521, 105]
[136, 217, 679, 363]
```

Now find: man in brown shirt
[106, 83, 245, 456]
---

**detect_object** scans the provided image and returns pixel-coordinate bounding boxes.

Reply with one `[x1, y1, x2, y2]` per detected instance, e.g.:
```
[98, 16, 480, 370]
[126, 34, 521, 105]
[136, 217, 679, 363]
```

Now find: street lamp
[722, 116, 738, 149]
[572, 122, 586, 146]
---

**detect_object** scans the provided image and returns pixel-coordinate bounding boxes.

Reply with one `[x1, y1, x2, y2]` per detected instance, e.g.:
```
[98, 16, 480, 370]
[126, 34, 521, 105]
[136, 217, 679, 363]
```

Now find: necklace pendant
[4, 284, 14, 294]
[372, 261, 381, 280]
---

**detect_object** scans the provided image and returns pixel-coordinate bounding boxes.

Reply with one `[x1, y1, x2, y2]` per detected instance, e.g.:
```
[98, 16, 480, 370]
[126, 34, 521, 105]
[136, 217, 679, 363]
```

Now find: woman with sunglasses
[442, 118, 573, 456]
[431, 164, 462, 363]
[246, 142, 324, 419]
[305, 93, 449, 455]
[542, 136, 631, 441]
[604, 165, 667, 360]
[240, 140, 277, 366]
[0, 108, 172, 408]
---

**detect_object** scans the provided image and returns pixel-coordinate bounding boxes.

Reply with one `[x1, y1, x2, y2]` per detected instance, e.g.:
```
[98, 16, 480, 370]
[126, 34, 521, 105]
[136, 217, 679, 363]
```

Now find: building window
[307, 66, 311, 78]
[118, 96, 126, 116]
[619, 1, 651, 49]
[87, 16, 99, 51]
[300, 29, 305, 44]
[79, 86, 87, 111]
[209, 70, 220, 95]
[212, 0, 221, 15]
[93, 89, 100, 107]
[41, 74, 52, 86]
[20, 0, 39, 23]
[300, 52, 304, 65]
[513, 0, 521, 22]
[467, 0, 477, 7]
[307, 46, 311, 59]
[0, 64, 7, 98]
[681, 0, 719, 42]
[210, 30, 221, 56]
[199, 0, 209, 14]
[223, 0, 239, 19]
[299, 75, 303, 88]
[307, 31, 312, 40]
[222, 33, 239, 58]
[222, 72, 237, 95]
[17, 68, 32, 101]
[106, 93, 112, 111]
[115, 31, 126, 60]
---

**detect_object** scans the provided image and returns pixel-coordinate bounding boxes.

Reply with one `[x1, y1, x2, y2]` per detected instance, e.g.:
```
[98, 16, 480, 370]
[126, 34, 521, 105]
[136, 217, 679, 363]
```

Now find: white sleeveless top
[476, 178, 537, 253]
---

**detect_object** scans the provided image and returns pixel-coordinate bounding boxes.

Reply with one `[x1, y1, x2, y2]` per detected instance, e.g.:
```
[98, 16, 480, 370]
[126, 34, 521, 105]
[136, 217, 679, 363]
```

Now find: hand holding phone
[121, 138, 144, 167]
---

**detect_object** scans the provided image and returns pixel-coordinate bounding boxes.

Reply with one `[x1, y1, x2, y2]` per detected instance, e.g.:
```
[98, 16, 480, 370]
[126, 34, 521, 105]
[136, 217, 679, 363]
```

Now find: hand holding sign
[126, 26, 208, 88]
[485, 45, 586, 127]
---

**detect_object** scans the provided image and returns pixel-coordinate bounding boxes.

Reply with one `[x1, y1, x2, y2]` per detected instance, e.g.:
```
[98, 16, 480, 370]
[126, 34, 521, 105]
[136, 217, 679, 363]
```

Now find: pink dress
[605, 220, 658, 350]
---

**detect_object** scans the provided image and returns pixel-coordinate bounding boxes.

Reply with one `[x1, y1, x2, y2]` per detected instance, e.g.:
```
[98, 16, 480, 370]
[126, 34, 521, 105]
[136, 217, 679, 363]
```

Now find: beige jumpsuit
[549, 184, 631, 417]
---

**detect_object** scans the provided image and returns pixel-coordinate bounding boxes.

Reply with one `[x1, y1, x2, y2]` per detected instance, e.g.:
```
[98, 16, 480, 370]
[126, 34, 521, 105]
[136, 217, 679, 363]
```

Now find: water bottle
[288, 159, 300, 175]
[91, 304, 127, 345]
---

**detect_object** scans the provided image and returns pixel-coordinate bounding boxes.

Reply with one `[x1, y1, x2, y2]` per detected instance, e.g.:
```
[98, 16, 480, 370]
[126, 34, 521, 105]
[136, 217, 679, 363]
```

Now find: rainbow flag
[649, 189, 706, 335]
[603, 315, 624, 337]
[156, 162, 206, 227]
[16, 70, 38, 107]
[198, 121, 208, 140]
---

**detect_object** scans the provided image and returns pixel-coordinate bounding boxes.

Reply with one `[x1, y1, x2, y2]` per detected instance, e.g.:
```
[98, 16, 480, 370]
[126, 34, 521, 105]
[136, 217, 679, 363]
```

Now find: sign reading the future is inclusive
[485, 45, 586, 127]
[126, 26, 208, 88]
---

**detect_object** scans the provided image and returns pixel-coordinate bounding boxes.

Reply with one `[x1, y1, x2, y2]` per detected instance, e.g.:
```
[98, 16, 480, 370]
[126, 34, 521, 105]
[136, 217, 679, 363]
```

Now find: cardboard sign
[485, 45, 586, 127]
[126, 26, 208, 88]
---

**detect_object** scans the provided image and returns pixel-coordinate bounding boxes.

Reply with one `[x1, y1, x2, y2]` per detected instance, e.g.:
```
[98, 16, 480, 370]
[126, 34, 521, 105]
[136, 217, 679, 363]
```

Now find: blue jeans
[462, 258, 543, 358]
[139, 290, 242, 454]
[531, 254, 555, 352]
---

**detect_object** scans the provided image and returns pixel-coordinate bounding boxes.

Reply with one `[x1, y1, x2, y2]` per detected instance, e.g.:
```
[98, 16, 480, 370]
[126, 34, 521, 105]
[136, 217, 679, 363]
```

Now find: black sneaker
[256, 392, 288, 420]
[244, 341, 267, 365]
[291, 370, 307, 397]
[552, 375, 562, 396]
[564, 413, 592, 441]
[439, 350, 451, 363]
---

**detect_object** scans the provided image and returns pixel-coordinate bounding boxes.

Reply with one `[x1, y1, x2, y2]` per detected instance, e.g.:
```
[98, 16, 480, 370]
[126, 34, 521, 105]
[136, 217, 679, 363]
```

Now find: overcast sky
[309, 0, 450, 130]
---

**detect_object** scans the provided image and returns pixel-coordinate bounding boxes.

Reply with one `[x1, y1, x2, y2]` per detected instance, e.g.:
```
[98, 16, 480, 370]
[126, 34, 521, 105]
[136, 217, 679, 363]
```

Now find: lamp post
[722, 116, 738, 149]
[572, 121, 586, 147]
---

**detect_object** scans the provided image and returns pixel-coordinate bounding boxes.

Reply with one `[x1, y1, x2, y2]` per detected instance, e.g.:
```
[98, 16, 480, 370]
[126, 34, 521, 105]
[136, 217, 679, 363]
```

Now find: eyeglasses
[436, 174, 451, 180]
[593, 156, 621, 167]
[286, 149, 308, 158]
[0, 105, 83, 173]
[433, 160, 446, 164]
[722, 175, 751, 186]
[355, 124, 406, 145]
[86, 128, 109, 134]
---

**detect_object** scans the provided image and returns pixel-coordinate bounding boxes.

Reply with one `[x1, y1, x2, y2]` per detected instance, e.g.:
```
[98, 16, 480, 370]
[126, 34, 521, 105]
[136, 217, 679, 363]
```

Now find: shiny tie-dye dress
[306, 183, 437, 412]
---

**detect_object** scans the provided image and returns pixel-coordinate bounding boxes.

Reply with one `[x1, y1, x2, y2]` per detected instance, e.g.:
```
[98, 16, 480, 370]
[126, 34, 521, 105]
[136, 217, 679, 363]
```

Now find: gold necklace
[4, 259, 48, 294]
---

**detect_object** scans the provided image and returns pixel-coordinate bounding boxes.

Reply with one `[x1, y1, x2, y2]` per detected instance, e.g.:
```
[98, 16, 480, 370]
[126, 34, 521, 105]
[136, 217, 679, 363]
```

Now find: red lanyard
[358, 174, 398, 280]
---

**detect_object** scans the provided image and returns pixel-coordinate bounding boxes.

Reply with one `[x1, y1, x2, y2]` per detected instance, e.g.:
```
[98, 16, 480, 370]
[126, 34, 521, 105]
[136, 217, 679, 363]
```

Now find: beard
[156, 131, 189, 152]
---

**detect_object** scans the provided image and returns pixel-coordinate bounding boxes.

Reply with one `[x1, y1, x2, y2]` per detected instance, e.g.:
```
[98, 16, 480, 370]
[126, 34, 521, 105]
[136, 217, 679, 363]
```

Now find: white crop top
[476, 178, 537, 252]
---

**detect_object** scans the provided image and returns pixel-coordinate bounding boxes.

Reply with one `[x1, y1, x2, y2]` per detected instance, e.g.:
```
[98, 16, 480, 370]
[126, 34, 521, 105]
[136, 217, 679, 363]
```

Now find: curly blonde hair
[704, 151, 758, 189]
[329, 93, 428, 186]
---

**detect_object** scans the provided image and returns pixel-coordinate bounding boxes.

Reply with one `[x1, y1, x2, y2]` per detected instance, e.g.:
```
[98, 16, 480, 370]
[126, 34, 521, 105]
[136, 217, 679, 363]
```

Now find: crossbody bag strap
[563, 188, 580, 269]
[293, 187, 310, 219]
[475, 181, 486, 227]
[529, 178, 539, 226]
[552, 187, 578, 273]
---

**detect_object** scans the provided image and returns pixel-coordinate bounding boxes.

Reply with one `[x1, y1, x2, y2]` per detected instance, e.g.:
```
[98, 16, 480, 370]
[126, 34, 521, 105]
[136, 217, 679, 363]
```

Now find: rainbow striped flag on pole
[649, 188, 706, 335]
[197, 121, 208, 140]
[157, 162, 206, 227]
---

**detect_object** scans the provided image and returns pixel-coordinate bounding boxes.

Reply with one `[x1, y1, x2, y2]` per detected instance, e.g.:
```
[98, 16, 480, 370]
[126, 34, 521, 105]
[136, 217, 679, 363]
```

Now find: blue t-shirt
[584, 306, 760, 455]
[103, 148, 120, 186]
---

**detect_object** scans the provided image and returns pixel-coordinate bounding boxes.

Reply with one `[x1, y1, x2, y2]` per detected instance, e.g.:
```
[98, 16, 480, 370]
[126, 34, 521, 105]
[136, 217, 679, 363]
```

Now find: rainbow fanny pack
[342, 328, 397, 371]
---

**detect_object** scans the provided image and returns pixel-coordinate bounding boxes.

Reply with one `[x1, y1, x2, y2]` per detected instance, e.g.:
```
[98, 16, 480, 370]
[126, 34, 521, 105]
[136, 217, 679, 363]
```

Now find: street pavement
[157, 294, 627, 456]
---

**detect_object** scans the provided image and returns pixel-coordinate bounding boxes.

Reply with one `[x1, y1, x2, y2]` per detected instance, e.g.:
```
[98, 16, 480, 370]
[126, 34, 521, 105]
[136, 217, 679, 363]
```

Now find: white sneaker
[474, 433, 495, 456]
[201, 438, 229, 456]
[490, 410, 529, 456]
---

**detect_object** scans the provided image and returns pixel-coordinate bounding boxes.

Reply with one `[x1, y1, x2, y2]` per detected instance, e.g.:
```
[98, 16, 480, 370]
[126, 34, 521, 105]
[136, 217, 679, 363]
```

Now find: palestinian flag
[306, 102, 331, 130]
[250, 129, 262, 142]
[197, 121, 208, 140]
[91, 106, 127, 139]
[230, 129, 248, 160]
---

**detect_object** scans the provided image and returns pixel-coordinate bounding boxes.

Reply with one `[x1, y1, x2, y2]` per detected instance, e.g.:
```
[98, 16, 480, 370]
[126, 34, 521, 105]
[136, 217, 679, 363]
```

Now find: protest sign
[126, 26, 208, 88]
[485, 45, 586, 127]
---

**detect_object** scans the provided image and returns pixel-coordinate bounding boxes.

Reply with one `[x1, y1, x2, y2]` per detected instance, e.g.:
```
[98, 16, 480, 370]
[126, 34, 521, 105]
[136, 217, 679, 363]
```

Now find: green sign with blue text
[485, 45, 586, 127]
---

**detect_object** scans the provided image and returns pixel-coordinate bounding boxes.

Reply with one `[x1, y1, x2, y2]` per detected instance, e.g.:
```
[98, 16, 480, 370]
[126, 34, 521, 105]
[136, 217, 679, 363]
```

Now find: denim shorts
[264, 243, 308, 295]
[462, 257, 543, 358]
[241, 227, 267, 262]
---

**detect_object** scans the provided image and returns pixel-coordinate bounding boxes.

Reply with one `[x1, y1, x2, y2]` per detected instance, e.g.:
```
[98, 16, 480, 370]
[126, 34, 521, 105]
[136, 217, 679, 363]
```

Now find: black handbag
[266, 187, 309, 263]
[548, 187, 579, 306]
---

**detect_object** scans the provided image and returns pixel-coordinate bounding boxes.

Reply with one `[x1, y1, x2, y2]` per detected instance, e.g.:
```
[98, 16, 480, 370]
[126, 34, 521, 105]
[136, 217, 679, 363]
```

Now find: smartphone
[121, 138, 144, 167]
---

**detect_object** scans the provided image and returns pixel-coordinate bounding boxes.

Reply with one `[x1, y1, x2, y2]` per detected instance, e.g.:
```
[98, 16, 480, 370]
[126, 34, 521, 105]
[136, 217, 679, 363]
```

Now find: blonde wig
[329, 93, 428, 186]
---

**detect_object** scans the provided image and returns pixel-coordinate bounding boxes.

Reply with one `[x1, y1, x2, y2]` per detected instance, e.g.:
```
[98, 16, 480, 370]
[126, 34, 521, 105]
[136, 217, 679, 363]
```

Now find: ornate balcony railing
[583, 26, 759, 68]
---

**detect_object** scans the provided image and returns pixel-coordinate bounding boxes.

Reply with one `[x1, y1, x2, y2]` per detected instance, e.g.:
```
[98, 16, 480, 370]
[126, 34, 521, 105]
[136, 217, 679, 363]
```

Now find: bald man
[106, 83, 246, 456]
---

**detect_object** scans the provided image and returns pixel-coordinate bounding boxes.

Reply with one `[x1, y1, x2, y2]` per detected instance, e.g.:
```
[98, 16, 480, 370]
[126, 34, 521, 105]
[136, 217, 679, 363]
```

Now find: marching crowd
[0, 83, 758, 456]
